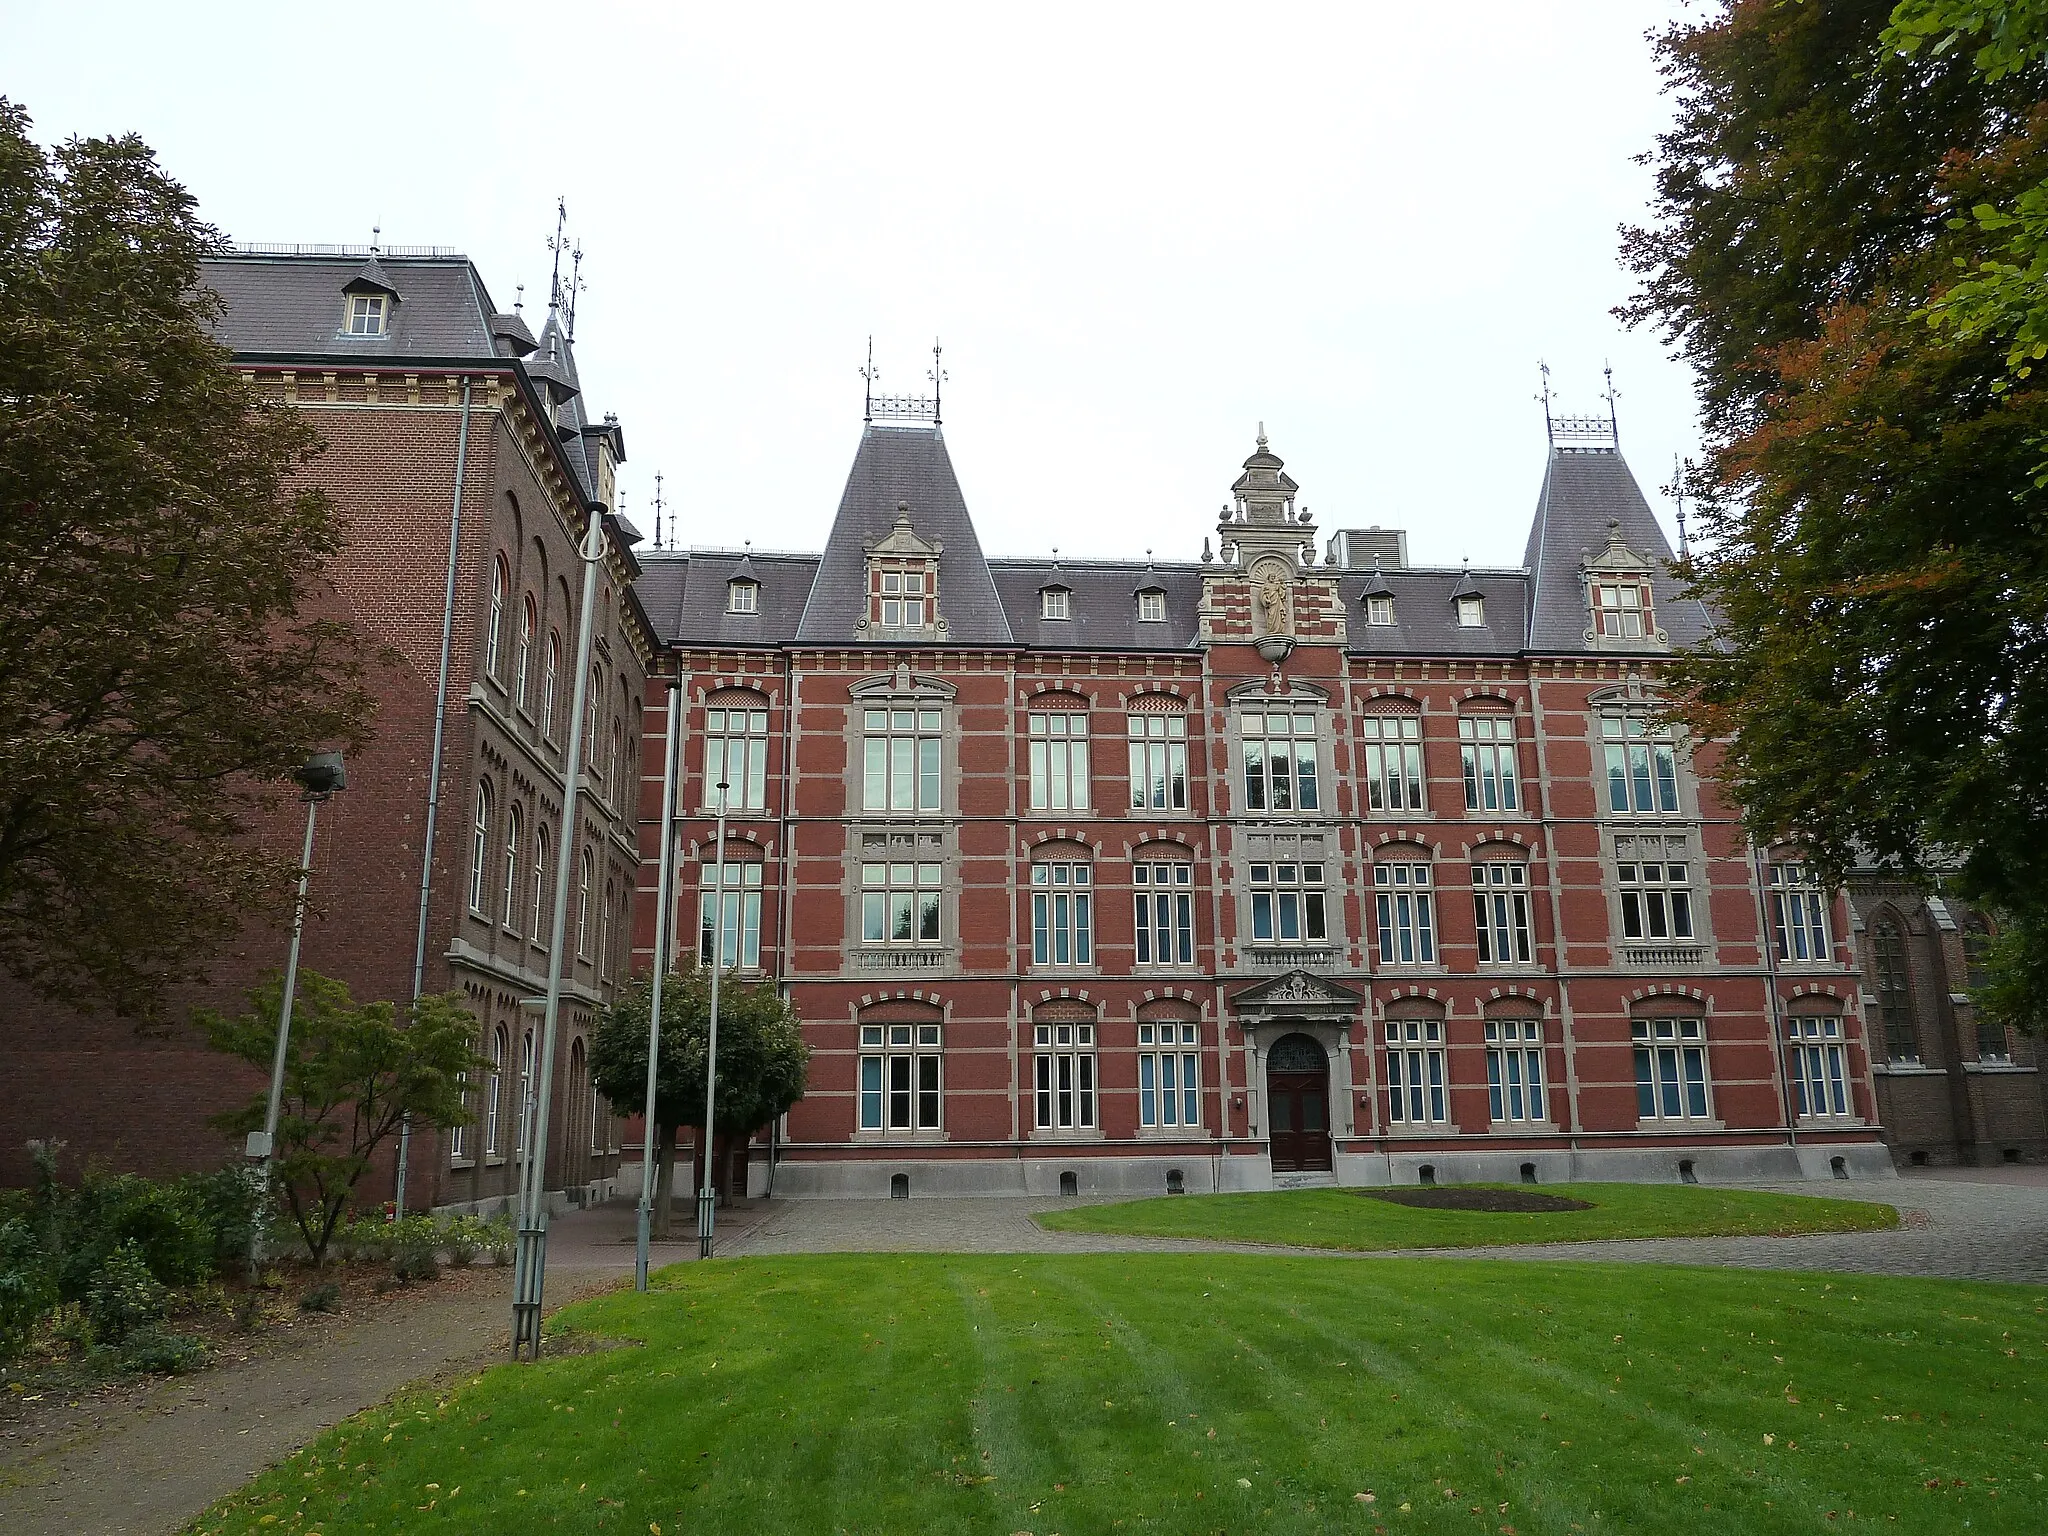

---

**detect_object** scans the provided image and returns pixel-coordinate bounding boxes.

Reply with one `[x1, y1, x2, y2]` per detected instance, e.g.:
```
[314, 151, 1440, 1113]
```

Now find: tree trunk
[650, 1122, 677, 1239]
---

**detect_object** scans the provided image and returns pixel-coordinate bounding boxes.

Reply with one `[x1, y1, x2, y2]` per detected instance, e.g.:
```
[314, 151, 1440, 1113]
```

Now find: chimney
[1328, 527, 1408, 570]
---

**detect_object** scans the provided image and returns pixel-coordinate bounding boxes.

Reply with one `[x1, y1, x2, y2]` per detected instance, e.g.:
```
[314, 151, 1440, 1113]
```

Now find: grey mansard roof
[794, 426, 1015, 646]
[199, 252, 503, 359]
[1339, 568, 1530, 654]
[991, 560, 1206, 650]
[1522, 448, 1716, 651]
[639, 549, 821, 647]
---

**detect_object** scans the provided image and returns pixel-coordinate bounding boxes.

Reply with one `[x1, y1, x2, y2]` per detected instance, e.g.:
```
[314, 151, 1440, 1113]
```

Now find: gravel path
[729, 1175, 2048, 1285]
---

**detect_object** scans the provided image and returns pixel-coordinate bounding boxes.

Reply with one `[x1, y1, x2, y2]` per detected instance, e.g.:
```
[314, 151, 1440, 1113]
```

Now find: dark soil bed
[1356, 1187, 1595, 1213]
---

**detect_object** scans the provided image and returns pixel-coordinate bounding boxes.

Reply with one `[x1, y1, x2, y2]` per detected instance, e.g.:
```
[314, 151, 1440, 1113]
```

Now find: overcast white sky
[10, 1, 1701, 569]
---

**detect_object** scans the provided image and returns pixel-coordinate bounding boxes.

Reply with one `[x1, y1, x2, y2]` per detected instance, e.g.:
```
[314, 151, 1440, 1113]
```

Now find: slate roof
[991, 560, 1206, 651]
[1522, 448, 1716, 651]
[642, 550, 823, 647]
[1338, 568, 1531, 655]
[795, 426, 1015, 646]
[198, 253, 500, 359]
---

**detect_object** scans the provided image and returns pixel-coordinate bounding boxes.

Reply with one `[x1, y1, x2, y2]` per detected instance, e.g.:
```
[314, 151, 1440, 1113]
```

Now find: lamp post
[511, 502, 607, 1360]
[636, 678, 683, 1290]
[245, 751, 347, 1280]
[698, 782, 729, 1259]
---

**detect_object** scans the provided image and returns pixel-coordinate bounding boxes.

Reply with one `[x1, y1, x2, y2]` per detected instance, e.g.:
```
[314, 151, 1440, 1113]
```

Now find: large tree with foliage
[1623, 1, 2048, 1027]
[199, 971, 481, 1263]
[0, 97, 372, 1022]
[589, 965, 809, 1236]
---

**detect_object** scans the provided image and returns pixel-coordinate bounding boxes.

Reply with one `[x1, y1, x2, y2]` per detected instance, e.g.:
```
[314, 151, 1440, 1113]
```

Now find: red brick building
[2, 245, 647, 1211]
[633, 408, 1895, 1196]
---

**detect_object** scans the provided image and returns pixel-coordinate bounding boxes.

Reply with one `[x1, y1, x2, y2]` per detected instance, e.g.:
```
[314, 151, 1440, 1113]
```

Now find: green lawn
[1036, 1182, 1899, 1251]
[191, 1253, 2046, 1535]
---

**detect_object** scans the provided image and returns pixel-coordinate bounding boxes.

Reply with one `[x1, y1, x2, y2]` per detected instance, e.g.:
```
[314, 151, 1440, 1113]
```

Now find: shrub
[0, 1217, 57, 1360]
[84, 1241, 168, 1344]
[178, 1167, 264, 1272]
[388, 1215, 442, 1283]
[298, 1281, 341, 1313]
[441, 1214, 482, 1267]
[115, 1327, 209, 1375]
[53, 1173, 215, 1299]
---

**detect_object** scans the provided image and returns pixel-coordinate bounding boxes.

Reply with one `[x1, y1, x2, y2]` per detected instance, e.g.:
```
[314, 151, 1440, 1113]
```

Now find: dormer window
[1592, 579, 1652, 638]
[728, 579, 759, 614]
[1138, 590, 1166, 623]
[1041, 588, 1070, 621]
[1456, 594, 1484, 627]
[878, 569, 927, 627]
[1366, 595, 1394, 626]
[346, 293, 387, 336]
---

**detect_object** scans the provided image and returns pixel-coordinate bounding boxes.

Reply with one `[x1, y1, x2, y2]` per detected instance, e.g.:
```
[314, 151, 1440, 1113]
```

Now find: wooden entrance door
[1266, 1033, 1333, 1173]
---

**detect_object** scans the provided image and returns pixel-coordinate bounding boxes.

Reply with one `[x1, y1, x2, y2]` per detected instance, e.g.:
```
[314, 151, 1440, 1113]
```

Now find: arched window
[569, 1038, 589, 1158]
[1361, 709, 1425, 812]
[1371, 850, 1432, 964]
[487, 555, 508, 678]
[516, 595, 536, 709]
[599, 878, 616, 977]
[469, 781, 492, 914]
[1137, 1003, 1200, 1128]
[1133, 852, 1195, 968]
[1472, 856, 1533, 965]
[1032, 1001, 1096, 1131]
[704, 690, 770, 811]
[502, 804, 523, 931]
[610, 722, 625, 801]
[1030, 853, 1093, 966]
[1964, 916, 2006, 1060]
[701, 850, 765, 969]
[485, 1025, 507, 1154]
[542, 631, 561, 739]
[1028, 698, 1090, 811]
[531, 822, 550, 940]
[587, 666, 603, 774]
[1126, 695, 1188, 812]
[577, 848, 594, 957]
[1871, 917, 1916, 1062]
[517, 1029, 536, 1157]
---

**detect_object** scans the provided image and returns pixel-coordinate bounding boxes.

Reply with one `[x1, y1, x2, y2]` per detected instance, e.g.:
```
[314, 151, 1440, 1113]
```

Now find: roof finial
[1663, 454, 1692, 561]
[1256, 420, 1267, 449]
[653, 470, 666, 551]
[370, 222, 381, 255]
[1601, 360, 1621, 446]
[929, 338, 947, 426]
[514, 282, 525, 315]
[546, 197, 568, 311]
[565, 240, 586, 342]
[861, 336, 877, 424]
[1536, 359, 1555, 447]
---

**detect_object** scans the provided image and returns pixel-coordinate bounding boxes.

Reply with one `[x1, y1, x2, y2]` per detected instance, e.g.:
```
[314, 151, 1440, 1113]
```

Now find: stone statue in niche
[1256, 564, 1290, 638]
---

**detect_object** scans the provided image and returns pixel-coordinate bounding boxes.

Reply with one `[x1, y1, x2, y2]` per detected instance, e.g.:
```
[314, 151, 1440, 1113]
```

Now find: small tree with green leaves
[588, 964, 809, 1236]
[198, 971, 482, 1264]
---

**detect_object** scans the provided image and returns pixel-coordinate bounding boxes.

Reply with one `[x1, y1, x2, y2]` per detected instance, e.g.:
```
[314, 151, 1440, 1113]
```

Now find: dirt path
[0, 1262, 621, 1536]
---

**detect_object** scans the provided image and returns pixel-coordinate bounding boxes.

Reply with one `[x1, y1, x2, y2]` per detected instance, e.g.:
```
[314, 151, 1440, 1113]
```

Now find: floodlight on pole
[511, 504, 607, 1360]
[636, 678, 683, 1290]
[698, 781, 729, 1259]
[245, 751, 346, 1280]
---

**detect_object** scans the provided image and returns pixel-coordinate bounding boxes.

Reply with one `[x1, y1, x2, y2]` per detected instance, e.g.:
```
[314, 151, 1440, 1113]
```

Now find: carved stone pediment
[1230, 968, 1363, 1012]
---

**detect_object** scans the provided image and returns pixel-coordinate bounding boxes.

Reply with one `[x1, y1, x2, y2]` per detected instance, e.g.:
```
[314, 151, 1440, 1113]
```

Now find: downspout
[395, 373, 474, 1214]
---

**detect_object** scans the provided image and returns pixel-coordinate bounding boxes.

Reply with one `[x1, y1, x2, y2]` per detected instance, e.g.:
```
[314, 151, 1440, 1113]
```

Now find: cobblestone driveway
[728, 1174, 2048, 1285]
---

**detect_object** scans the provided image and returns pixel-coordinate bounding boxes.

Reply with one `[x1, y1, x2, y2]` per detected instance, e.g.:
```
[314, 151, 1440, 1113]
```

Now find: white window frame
[1138, 1020, 1201, 1129]
[502, 803, 523, 932]
[486, 557, 507, 678]
[1456, 594, 1484, 627]
[1618, 844, 1695, 941]
[1134, 861, 1195, 967]
[876, 568, 928, 629]
[1028, 711, 1091, 811]
[858, 1022, 942, 1132]
[1484, 1019, 1546, 1124]
[1240, 708, 1320, 814]
[484, 1026, 506, 1156]
[1593, 578, 1653, 638]
[1768, 862, 1830, 963]
[705, 703, 770, 811]
[1473, 860, 1533, 964]
[515, 596, 535, 709]
[1632, 1017, 1712, 1122]
[541, 632, 560, 740]
[862, 706, 943, 813]
[1030, 862, 1093, 966]
[860, 860, 942, 945]
[1386, 1017, 1447, 1124]
[346, 292, 387, 335]
[1138, 590, 1167, 623]
[1033, 1021, 1098, 1131]
[1040, 587, 1070, 620]
[728, 579, 759, 614]
[1249, 860, 1327, 945]
[1127, 712, 1188, 811]
[1787, 1016, 1853, 1119]
[516, 1028, 537, 1158]
[701, 861, 764, 969]
[1366, 594, 1394, 626]
[530, 823, 550, 941]
[1374, 860, 1436, 965]
[1459, 715, 1520, 812]
[1360, 715, 1424, 812]
[576, 848, 593, 957]
[449, 1070, 469, 1161]
[1602, 714, 1682, 815]
[468, 782, 492, 914]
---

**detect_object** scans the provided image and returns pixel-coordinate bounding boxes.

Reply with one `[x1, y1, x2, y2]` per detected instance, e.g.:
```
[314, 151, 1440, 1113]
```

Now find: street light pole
[698, 782, 729, 1259]
[511, 503, 607, 1360]
[636, 678, 683, 1291]
[246, 752, 347, 1281]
